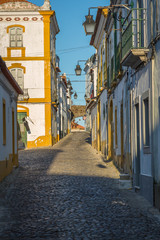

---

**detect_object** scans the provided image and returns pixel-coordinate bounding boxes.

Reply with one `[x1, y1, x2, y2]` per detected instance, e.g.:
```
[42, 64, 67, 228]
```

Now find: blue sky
[30, 0, 110, 126]
[30, 0, 110, 105]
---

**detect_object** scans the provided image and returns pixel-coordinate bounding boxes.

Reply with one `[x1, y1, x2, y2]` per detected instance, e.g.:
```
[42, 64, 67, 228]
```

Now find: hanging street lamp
[75, 64, 82, 76]
[74, 92, 78, 99]
[75, 60, 87, 76]
[67, 79, 72, 88]
[83, 5, 131, 36]
[83, 13, 96, 35]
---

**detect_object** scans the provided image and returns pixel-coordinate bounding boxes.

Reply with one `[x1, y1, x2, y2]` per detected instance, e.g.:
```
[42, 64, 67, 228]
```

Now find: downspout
[151, 44, 155, 187]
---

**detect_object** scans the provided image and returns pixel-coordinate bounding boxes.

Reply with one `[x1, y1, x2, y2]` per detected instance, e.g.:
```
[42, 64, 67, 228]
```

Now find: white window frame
[10, 27, 23, 47]
[142, 90, 150, 153]
[10, 68, 24, 90]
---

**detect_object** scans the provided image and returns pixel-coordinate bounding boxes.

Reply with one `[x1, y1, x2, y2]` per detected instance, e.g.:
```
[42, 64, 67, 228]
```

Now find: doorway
[108, 100, 113, 160]
[121, 103, 124, 169]
[135, 103, 140, 186]
[97, 100, 101, 151]
[12, 109, 15, 156]
[17, 112, 27, 148]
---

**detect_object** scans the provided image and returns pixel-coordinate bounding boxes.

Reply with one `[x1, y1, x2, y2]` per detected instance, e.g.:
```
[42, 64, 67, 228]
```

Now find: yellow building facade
[0, 0, 59, 148]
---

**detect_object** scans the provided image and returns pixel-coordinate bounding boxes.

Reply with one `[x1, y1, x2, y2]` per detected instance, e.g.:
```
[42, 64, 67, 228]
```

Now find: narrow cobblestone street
[0, 131, 160, 239]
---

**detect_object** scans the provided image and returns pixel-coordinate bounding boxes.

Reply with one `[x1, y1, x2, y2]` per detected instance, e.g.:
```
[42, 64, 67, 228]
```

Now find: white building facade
[89, 9, 108, 154]
[57, 74, 71, 139]
[0, 0, 59, 148]
[0, 57, 23, 181]
[86, 0, 160, 207]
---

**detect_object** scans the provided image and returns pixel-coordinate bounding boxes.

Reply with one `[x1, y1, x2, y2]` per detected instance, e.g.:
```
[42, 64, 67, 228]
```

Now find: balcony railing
[116, 42, 121, 76]
[18, 88, 29, 101]
[122, 8, 148, 67]
[111, 56, 115, 83]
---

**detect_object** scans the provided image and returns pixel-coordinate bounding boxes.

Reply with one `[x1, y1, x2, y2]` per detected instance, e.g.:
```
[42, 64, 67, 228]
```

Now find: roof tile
[0, 0, 31, 4]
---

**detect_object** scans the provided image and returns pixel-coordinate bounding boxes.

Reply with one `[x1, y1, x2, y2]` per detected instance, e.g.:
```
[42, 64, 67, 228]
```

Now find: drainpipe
[151, 43, 155, 190]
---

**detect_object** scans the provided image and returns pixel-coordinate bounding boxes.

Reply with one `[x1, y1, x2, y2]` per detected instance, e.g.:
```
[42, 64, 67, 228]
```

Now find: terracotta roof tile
[0, 0, 31, 4]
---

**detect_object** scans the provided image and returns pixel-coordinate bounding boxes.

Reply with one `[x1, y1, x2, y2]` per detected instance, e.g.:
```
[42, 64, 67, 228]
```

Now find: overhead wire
[16, 46, 92, 56]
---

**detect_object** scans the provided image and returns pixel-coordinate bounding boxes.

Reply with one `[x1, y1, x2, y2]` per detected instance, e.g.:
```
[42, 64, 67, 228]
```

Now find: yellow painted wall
[101, 140, 107, 156]
[4, 11, 56, 149]
[27, 11, 54, 148]
[0, 154, 18, 182]
[97, 100, 101, 151]
[108, 100, 113, 160]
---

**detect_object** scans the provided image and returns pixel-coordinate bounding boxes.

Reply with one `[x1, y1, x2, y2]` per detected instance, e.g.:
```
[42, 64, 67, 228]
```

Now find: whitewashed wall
[0, 12, 44, 58]
[100, 90, 107, 141]
[0, 72, 18, 161]
[132, 62, 152, 177]
[91, 104, 97, 143]
[152, 40, 160, 183]
[6, 61, 44, 98]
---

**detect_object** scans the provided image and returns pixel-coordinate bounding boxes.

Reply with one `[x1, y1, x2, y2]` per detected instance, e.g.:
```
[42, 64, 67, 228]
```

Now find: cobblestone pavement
[0, 131, 160, 239]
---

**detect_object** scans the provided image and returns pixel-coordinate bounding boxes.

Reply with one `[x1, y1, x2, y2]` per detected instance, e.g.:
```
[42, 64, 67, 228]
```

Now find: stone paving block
[0, 132, 159, 239]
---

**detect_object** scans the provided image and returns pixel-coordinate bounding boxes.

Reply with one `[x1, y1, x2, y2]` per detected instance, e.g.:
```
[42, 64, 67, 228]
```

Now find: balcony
[18, 88, 29, 101]
[116, 42, 123, 78]
[121, 8, 149, 69]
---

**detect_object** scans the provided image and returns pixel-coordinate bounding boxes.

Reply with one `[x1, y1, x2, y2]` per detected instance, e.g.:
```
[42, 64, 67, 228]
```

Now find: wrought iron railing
[18, 88, 29, 101]
[122, 8, 147, 59]
[115, 42, 121, 75]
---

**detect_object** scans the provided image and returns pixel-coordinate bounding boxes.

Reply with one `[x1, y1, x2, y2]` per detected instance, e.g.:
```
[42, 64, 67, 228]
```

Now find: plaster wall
[6, 61, 44, 98]
[0, 72, 18, 161]
[113, 77, 125, 156]
[59, 82, 68, 137]
[91, 104, 97, 148]
[18, 103, 45, 142]
[153, 40, 160, 183]
[97, 33, 106, 85]
[0, 12, 44, 58]
[100, 89, 107, 141]
[94, 14, 106, 49]
[132, 62, 152, 177]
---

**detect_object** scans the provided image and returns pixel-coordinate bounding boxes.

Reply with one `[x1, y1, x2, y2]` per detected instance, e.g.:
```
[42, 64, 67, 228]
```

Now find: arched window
[10, 27, 23, 47]
[10, 68, 24, 90]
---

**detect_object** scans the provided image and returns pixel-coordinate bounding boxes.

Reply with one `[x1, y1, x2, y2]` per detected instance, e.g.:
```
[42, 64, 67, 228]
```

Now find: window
[143, 97, 149, 147]
[103, 103, 105, 119]
[3, 99, 6, 145]
[138, 0, 144, 47]
[115, 107, 118, 147]
[10, 68, 24, 90]
[10, 27, 23, 47]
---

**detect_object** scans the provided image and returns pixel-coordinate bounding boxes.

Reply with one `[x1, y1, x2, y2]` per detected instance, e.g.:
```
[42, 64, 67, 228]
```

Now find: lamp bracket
[88, 4, 131, 15]
[77, 60, 87, 65]
[111, 4, 131, 11]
